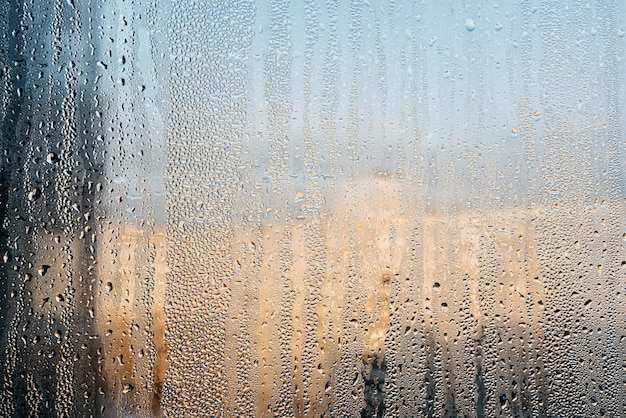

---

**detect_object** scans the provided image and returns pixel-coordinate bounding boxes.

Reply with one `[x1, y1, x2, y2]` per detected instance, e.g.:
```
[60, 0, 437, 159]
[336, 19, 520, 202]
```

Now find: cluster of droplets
[161, 0, 254, 416]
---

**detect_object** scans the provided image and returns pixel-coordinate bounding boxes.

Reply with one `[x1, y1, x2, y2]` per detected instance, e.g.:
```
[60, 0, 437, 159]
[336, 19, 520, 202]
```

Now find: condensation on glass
[0, 0, 625, 417]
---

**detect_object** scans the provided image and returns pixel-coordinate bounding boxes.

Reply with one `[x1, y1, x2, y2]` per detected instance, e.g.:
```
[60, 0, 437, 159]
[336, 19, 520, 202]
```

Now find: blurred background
[0, 0, 625, 416]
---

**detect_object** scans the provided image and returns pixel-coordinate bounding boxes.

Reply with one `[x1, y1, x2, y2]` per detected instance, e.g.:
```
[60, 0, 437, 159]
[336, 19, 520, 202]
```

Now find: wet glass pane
[1, 0, 625, 416]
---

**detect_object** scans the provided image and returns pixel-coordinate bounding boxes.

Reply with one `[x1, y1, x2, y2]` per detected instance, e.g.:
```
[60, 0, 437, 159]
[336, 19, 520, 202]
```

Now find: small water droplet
[28, 188, 41, 201]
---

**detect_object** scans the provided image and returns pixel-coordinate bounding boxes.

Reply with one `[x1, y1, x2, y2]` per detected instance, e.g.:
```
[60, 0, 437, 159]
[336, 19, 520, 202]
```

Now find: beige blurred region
[90, 177, 546, 416]
[243, 172, 551, 417]
[251, 173, 409, 416]
[95, 225, 169, 417]
[89, 173, 621, 417]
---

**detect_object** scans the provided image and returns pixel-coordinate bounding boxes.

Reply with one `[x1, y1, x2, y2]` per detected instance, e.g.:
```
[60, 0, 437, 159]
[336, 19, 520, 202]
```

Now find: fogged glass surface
[1, 0, 625, 417]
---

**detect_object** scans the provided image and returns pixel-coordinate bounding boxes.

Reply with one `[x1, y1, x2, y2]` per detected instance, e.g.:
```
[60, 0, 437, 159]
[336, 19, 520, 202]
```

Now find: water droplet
[28, 188, 41, 201]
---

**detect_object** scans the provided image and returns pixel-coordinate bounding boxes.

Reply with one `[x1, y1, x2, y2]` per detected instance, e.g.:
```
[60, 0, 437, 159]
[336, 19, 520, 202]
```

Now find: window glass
[0, 1, 624, 416]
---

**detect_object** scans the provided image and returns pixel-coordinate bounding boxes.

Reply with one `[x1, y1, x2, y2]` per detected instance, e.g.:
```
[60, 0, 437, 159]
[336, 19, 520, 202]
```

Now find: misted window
[0, 1, 624, 417]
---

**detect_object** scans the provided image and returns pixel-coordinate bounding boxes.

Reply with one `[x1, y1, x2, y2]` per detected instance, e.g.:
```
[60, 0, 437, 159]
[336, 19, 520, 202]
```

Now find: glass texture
[0, 0, 625, 417]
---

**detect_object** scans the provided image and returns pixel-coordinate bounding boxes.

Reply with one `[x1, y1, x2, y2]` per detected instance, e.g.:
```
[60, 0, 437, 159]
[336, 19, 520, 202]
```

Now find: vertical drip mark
[475, 344, 485, 418]
[421, 218, 437, 417]
[265, 0, 293, 193]
[423, 333, 436, 418]
[321, 0, 340, 183]
[255, 227, 280, 415]
[356, 177, 406, 417]
[150, 227, 168, 417]
[290, 225, 307, 416]
[113, 227, 138, 401]
[361, 271, 390, 418]
[300, 0, 321, 414]
[361, 354, 386, 418]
